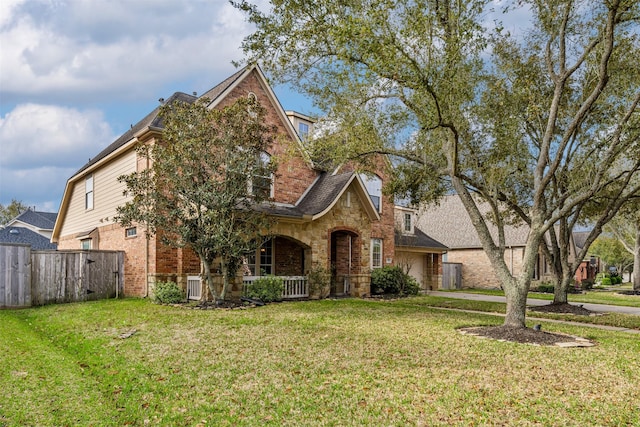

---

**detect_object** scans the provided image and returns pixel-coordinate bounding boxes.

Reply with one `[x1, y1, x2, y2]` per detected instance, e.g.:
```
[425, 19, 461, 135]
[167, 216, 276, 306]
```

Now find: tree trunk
[220, 260, 231, 300]
[202, 258, 218, 301]
[634, 225, 640, 291]
[553, 274, 573, 304]
[503, 278, 528, 328]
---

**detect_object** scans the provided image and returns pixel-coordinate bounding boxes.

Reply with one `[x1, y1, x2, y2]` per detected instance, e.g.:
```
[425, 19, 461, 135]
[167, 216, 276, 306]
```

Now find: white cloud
[0, 104, 115, 210]
[0, 103, 114, 168]
[0, 0, 255, 101]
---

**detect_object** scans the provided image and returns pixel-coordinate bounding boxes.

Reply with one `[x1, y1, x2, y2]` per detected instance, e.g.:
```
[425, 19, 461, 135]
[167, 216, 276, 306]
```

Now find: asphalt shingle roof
[11, 210, 57, 229]
[572, 231, 591, 252]
[395, 228, 448, 250]
[256, 172, 354, 218]
[296, 172, 353, 215]
[417, 194, 531, 249]
[0, 227, 57, 250]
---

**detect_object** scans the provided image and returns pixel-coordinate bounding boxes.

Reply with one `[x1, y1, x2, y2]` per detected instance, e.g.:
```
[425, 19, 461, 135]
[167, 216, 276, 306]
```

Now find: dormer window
[298, 122, 309, 140]
[359, 173, 382, 212]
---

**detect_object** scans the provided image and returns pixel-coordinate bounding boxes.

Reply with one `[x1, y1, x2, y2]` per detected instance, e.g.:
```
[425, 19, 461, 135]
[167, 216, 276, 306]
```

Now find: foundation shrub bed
[371, 266, 420, 296]
[244, 276, 284, 302]
[152, 281, 184, 304]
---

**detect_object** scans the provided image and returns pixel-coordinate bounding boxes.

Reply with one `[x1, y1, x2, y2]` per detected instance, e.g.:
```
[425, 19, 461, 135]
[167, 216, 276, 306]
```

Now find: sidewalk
[427, 291, 640, 316]
[426, 291, 640, 334]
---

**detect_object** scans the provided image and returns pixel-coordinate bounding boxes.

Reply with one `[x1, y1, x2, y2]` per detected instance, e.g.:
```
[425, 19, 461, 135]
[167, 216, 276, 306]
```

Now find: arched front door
[330, 230, 360, 296]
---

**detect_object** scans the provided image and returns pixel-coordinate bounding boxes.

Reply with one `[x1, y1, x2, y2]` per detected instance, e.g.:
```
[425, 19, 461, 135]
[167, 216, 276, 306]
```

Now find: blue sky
[0, 0, 318, 212]
[0, 0, 528, 213]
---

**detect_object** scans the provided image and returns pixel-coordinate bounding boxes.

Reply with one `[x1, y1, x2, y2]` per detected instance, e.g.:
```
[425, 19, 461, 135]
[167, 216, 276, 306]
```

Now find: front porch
[183, 231, 373, 301]
[242, 275, 309, 299]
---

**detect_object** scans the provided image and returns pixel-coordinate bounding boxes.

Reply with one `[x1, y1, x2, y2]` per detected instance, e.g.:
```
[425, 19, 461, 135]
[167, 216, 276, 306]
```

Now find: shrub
[534, 282, 555, 293]
[612, 275, 622, 285]
[371, 266, 420, 295]
[153, 281, 184, 304]
[601, 277, 612, 286]
[308, 265, 331, 298]
[245, 276, 284, 303]
[581, 279, 594, 291]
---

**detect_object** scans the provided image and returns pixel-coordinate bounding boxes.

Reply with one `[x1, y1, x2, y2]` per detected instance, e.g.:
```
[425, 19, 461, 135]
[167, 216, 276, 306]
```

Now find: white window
[81, 238, 92, 250]
[250, 152, 273, 198]
[125, 227, 137, 238]
[404, 213, 412, 233]
[298, 122, 309, 140]
[246, 239, 274, 275]
[85, 175, 94, 210]
[360, 173, 382, 212]
[371, 238, 382, 269]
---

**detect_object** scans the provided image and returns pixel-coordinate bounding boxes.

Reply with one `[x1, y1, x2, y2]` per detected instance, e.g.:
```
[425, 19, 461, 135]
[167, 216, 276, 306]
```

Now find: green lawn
[1, 298, 639, 426]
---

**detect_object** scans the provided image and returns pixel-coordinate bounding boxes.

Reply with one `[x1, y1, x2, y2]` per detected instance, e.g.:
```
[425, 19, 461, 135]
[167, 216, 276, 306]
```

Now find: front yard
[1, 298, 639, 426]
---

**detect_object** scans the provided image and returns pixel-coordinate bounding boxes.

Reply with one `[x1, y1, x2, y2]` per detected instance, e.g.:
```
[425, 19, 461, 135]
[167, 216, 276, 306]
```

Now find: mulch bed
[459, 325, 595, 347]
[618, 290, 640, 296]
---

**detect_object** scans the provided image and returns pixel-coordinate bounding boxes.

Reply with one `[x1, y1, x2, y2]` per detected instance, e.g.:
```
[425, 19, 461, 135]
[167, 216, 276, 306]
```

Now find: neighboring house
[416, 195, 558, 289]
[394, 206, 447, 291]
[572, 231, 600, 284]
[52, 65, 400, 299]
[0, 209, 58, 250]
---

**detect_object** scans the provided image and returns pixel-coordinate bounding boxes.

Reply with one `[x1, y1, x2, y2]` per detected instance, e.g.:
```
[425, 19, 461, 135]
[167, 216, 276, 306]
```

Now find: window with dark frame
[85, 174, 94, 210]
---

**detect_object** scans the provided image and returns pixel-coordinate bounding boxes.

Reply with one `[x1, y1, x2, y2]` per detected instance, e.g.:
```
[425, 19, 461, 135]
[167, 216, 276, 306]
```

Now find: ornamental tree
[116, 97, 277, 300]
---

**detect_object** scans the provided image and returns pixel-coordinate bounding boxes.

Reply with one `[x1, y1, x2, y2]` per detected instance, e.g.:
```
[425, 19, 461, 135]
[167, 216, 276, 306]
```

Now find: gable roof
[417, 194, 531, 249]
[395, 227, 448, 251]
[256, 171, 380, 222]
[572, 231, 592, 252]
[6, 209, 57, 230]
[0, 226, 57, 250]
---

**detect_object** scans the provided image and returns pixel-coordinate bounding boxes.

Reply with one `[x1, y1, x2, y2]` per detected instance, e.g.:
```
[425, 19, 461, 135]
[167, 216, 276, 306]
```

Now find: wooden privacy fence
[442, 262, 463, 290]
[1, 243, 124, 308]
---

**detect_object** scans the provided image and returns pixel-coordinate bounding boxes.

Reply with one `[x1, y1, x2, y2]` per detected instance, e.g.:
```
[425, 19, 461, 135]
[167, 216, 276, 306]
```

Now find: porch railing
[242, 275, 309, 299]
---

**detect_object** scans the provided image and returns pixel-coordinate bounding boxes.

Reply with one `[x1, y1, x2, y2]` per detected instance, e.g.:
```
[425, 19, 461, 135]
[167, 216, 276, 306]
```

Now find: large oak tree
[236, 0, 640, 327]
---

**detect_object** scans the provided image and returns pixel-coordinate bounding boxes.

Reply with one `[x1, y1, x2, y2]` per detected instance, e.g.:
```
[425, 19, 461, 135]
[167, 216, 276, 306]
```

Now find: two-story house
[52, 65, 402, 299]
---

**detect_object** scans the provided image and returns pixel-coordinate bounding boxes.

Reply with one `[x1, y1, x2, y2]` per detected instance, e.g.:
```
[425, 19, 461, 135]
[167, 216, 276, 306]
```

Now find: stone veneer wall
[271, 186, 375, 297]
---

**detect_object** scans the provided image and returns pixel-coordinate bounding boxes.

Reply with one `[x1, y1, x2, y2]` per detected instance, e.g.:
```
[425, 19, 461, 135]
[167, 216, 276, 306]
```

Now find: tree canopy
[236, 0, 640, 327]
[116, 97, 277, 300]
[0, 199, 29, 225]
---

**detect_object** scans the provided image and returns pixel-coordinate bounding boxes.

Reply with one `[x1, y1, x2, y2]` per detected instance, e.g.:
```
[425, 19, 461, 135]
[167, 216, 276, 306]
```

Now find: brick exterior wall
[446, 247, 526, 289]
[214, 71, 318, 205]
[273, 236, 305, 276]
